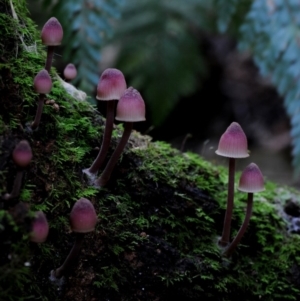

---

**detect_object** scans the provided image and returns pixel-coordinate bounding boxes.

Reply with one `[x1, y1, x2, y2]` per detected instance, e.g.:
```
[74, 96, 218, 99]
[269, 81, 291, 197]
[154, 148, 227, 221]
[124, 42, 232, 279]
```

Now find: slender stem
[95, 122, 133, 187]
[53, 233, 85, 279]
[31, 94, 45, 130]
[88, 100, 116, 174]
[2, 170, 23, 200]
[219, 158, 235, 246]
[224, 193, 253, 257]
[45, 46, 54, 73]
[180, 133, 192, 153]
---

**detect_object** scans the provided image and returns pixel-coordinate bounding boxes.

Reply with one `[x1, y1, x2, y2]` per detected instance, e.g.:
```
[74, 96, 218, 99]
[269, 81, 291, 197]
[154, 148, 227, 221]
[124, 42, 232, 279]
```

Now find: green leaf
[113, 0, 210, 125]
[237, 0, 300, 176]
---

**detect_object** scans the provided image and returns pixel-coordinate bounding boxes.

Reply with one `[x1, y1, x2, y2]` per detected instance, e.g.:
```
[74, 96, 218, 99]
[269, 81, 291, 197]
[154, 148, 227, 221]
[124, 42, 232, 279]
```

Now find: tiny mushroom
[94, 86, 146, 187]
[3, 140, 32, 201]
[83, 68, 127, 180]
[224, 163, 264, 257]
[31, 69, 52, 130]
[70, 197, 98, 233]
[51, 198, 97, 279]
[216, 122, 249, 246]
[41, 17, 63, 72]
[12, 140, 33, 168]
[33, 69, 53, 94]
[30, 211, 49, 243]
[63, 63, 77, 82]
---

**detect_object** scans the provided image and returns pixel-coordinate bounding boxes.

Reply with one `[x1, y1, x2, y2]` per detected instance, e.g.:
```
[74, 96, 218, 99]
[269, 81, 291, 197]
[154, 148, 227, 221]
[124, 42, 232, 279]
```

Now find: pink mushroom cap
[215, 122, 249, 158]
[33, 69, 52, 94]
[96, 68, 127, 101]
[70, 198, 98, 233]
[41, 17, 63, 46]
[238, 163, 265, 193]
[63, 63, 77, 80]
[12, 140, 32, 168]
[30, 211, 49, 243]
[115, 87, 146, 122]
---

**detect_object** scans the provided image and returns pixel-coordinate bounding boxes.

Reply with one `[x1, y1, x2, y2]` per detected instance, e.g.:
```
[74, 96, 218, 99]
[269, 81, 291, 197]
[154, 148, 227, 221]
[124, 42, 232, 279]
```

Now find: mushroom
[215, 122, 249, 246]
[31, 69, 52, 130]
[41, 17, 63, 72]
[63, 63, 77, 82]
[3, 140, 32, 201]
[94, 86, 146, 187]
[83, 68, 127, 181]
[30, 211, 49, 243]
[224, 163, 264, 257]
[50, 197, 97, 279]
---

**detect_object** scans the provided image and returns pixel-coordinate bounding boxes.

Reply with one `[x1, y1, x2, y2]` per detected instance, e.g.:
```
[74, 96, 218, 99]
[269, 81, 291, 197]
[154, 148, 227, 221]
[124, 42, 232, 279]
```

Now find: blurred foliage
[39, 0, 124, 95]
[215, 0, 252, 35]
[111, 0, 215, 126]
[110, 0, 255, 126]
[216, 0, 300, 176]
[38, 0, 300, 175]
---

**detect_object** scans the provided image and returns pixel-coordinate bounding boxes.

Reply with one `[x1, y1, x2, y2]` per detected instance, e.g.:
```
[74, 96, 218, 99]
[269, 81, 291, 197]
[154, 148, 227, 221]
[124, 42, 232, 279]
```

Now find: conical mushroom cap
[63, 63, 77, 80]
[215, 122, 249, 158]
[12, 140, 32, 168]
[238, 163, 265, 193]
[70, 198, 97, 233]
[30, 211, 49, 243]
[33, 69, 52, 94]
[41, 17, 63, 46]
[96, 68, 127, 101]
[115, 87, 146, 122]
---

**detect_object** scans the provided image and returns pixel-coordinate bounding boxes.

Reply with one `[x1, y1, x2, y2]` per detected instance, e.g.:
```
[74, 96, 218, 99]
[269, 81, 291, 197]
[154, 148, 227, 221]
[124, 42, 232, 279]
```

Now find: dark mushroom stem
[2, 169, 24, 200]
[44, 46, 55, 73]
[95, 122, 133, 187]
[224, 192, 253, 257]
[219, 157, 235, 246]
[87, 100, 116, 174]
[51, 233, 85, 279]
[31, 94, 45, 130]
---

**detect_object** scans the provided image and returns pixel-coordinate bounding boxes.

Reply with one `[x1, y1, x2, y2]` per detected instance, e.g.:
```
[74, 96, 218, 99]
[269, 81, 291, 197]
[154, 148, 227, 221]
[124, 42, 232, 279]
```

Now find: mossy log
[1, 1, 300, 300]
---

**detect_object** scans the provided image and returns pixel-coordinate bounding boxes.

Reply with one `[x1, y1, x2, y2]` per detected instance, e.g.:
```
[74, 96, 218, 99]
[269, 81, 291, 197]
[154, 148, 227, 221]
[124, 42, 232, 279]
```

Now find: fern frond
[40, 0, 123, 95]
[237, 0, 300, 175]
[215, 0, 251, 34]
[112, 0, 213, 126]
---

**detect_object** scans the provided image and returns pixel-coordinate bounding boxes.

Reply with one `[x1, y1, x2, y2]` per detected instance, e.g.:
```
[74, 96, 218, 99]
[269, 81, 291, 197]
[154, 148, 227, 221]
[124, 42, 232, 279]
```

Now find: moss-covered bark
[1, 1, 300, 300]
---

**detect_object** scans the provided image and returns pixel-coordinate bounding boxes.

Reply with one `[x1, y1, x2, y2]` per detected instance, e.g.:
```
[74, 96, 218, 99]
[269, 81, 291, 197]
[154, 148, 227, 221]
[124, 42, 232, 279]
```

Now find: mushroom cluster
[29, 17, 63, 131]
[216, 122, 265, 256]
[215, 122, 249, 247]
[94, 86, 146, 187]
[83, 68, 127, 181]
[83, 69, 146, 188]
